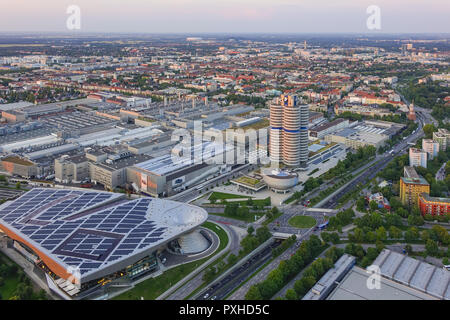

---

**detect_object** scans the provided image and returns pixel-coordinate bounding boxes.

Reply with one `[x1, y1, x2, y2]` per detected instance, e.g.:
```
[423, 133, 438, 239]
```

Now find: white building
[409, 148, 427, 168]
[422, 139, 439, 160]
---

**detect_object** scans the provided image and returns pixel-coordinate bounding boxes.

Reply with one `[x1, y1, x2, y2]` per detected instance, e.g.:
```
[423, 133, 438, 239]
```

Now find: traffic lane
[196, 241, 281, 300]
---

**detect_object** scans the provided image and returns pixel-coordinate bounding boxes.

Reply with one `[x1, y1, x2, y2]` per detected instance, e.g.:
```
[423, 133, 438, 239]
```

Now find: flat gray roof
[370, 249, 450, 300]
[328, 266, 437, 300]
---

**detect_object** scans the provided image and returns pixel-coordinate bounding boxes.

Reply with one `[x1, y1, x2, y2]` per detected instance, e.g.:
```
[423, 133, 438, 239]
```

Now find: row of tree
[284, 247, 344, 300]
[245, 235, 323, 300]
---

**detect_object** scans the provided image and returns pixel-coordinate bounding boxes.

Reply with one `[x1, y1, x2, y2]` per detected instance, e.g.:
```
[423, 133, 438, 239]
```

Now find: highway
[195, 240, 282, 300]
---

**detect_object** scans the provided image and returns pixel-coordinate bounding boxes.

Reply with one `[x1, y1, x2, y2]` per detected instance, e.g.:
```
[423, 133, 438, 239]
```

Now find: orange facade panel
[0, 222, 76, 283]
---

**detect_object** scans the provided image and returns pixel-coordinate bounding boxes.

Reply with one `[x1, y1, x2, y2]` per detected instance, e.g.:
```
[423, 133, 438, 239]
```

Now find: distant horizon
[0, 31, 449, 37]
[0, 1, 448, 34]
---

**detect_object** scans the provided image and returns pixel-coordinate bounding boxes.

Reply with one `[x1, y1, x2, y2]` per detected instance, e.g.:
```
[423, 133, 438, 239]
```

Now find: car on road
[203, 293, 209, 299]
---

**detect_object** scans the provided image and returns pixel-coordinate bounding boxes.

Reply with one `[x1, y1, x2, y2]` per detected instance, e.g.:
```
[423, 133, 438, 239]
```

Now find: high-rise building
[400, 175, 430, 208]
[422, 139, 439, 159]
[433, 128, 450, 151]
[409, 148, 427, 168]
[269, 94, 309, 169]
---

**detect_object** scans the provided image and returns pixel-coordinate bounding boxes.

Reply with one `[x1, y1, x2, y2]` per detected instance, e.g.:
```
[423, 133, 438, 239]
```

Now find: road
[196, 240, 282, 301]
[320, 110, 427, 209]
[227, 228, 318, 300]
[436, 162, 446, 181]
[165, 220, 242, 300]
[268, 206, 327, 235]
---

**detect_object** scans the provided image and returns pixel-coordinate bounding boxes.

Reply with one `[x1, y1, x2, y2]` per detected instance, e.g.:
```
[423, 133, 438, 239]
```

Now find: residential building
[400, 175, 430, 208]
[422, 139, 439, 159]
[433, 128, 450, 151]
[418, 193, 450, 216]
[409, 148, 427, 168]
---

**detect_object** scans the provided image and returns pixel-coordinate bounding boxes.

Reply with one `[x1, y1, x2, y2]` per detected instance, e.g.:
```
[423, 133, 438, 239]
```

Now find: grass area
[0, 253, 21, 299]
[232, 198, 271, 207]
[288, 216, 317, 229]
[209, 212, 263, 223]
[234, 176, 261, 186]
[113, 222, 228, 300]
[208, 192, 251, 201]
[241, 118, 270, 131]
[202, 222, 229, 251]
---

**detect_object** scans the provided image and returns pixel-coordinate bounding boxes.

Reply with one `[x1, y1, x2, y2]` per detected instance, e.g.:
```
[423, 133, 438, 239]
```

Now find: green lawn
[288, 216, 317, 229]
[208, 192, 251, 201]
[0, 253, 22, 299]
[233, 198, 270, 207]
[210, 212, 263, 223]
[113, 222, 228, 300]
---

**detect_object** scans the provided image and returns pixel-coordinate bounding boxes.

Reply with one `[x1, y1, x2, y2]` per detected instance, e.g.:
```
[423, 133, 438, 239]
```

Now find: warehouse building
[328, 250, 449, 300]
[128, 142, 233, 197]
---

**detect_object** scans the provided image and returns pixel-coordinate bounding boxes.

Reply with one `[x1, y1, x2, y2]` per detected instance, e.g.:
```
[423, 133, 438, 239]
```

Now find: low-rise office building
[0, 155, 41, 178]
[54, 154, 89, 184]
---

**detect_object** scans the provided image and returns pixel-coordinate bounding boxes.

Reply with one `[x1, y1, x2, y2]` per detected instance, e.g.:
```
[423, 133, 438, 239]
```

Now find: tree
[385, 213, 402, 227]
[365, 231, 377, 243]
[203, 266, 217, 282]
[421, 230, 431, 242]
[389, 226, 402, 239]
[423, 123, 437, 139]
[255, 226, 271, 243]
[294, 276, 316, 296]
[369, 200, 379, 212]
[247, 225, 255, 236]
[356, 197, 366, 212]
[349, 228, 364, 243]
[375, 240, 385, 253]
[425, 239, 439, 256]
[397, 207, 409, 218]
[408, 214, 424, 226]
[285, 289, 298, 300]
[245, 285, 262, 300]
[227, 254, 238, 266]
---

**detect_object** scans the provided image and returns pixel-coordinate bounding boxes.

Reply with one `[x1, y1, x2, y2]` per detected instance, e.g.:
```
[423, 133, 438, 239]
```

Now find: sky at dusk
[0, 0, 449, 34]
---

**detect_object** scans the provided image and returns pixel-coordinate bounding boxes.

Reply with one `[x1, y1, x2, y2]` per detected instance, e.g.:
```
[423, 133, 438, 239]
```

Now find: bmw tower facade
[270, 94, 309, 170]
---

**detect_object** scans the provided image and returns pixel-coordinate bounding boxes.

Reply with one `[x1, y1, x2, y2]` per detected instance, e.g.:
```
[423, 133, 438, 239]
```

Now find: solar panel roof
[0, 188, 208, 283]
